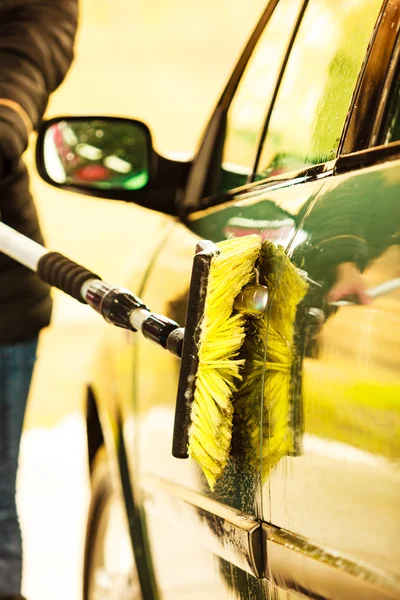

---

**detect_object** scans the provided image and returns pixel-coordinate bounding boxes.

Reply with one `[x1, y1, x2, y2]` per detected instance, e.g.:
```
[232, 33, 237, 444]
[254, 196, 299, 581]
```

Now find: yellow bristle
[188, 234, 261, 489]
[234, 242, 308, 479]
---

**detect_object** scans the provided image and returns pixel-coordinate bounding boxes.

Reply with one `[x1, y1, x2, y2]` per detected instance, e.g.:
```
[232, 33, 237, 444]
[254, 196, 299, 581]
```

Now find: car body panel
[89, 158, 400, 599]
[115, 220, 261, 598]
[183, 155, 400, 594]
[261, 158, 400, 582]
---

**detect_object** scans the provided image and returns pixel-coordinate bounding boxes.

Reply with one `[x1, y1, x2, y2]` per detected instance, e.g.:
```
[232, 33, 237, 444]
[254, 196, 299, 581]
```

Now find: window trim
[251, 0, 309, 181]
[335, 139, 400, 175]
[181, 0, 298, 214]
[338, 0, 400, 155]
[218, 0, 281, 111]
[371, 30, 400, 146]
[187, 160, 335, 220]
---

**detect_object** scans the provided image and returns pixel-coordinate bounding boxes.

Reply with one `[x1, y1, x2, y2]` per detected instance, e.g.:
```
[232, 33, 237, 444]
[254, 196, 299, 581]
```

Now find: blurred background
[19, 1, 265, 598]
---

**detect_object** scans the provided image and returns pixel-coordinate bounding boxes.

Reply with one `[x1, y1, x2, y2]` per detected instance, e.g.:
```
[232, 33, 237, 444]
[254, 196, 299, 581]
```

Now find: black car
[36, 0, 400, 598]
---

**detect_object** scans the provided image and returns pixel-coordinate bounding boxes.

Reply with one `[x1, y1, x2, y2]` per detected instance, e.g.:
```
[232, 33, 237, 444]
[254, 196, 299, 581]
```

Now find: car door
[122, 1, 398, 600]
[128, 2, 309, 599]
[263, 144, 400, 600]
[187, 1, 400, 599]
[186, 1, 400, 599]
[257, 6, 400, 598]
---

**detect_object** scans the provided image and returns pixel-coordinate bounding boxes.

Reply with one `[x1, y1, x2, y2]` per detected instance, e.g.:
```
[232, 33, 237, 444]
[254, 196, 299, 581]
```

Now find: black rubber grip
[37, 252, 101, 303]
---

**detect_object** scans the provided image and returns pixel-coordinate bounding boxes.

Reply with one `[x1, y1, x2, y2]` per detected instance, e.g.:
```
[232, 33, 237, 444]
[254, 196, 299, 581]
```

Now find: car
[35, 0, 400, 598]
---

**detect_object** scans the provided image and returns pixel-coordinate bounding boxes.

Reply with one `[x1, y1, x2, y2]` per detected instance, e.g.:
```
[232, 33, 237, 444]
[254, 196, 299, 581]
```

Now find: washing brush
[172, 234, 262, 489]
[0, 221, 265, 488]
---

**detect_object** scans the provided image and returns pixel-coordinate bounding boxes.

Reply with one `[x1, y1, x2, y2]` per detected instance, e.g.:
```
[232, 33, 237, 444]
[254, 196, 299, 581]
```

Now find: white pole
[368, 278, 400, 299]
[330, 278, 400, 306]
[0, 221, 48, 271]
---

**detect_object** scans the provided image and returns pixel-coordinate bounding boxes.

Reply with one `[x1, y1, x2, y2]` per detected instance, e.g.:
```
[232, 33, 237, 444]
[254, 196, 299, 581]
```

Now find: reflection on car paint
[187, 157, 400, 589]
[223, 216, 296, 245]
[265, 161, 400, 579]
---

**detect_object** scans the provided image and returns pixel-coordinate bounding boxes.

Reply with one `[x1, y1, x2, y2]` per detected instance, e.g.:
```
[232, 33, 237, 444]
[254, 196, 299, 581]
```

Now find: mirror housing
[36, 116, 192, 216]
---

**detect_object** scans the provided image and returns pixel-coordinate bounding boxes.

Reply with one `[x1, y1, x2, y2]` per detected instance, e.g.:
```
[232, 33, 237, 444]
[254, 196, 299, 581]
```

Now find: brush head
[172, 235, 262, 489]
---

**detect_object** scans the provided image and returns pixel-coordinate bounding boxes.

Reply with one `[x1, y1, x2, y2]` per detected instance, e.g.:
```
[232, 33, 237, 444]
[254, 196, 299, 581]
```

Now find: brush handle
[0, 221, 183, 353]
[0, 221, 48, 269]
[38, 251, 100, 302]
[0, 221, 99, 300]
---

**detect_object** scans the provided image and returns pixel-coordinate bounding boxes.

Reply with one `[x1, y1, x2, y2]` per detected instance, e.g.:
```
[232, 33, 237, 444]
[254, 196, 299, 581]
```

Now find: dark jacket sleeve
[0, 0, 78, 159]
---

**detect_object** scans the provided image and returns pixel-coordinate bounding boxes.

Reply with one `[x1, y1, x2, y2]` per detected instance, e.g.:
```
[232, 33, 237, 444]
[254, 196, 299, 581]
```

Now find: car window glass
[255, 0, 382, 180]
[219, 0, 303, 192]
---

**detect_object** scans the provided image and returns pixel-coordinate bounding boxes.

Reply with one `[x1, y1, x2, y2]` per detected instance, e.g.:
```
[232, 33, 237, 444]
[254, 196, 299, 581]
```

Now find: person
[0, 2, 78, 598]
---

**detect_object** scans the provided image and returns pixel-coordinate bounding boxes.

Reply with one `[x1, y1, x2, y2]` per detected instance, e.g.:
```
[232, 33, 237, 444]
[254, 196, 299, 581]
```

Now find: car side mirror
[36, 116, 192, 215]
[37, 116, 153, 192]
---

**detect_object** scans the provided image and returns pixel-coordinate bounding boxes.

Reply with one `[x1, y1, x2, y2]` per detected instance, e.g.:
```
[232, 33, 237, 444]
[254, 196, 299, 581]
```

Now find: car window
[255, 0, 382, 180]
[219, 0, 303, 192]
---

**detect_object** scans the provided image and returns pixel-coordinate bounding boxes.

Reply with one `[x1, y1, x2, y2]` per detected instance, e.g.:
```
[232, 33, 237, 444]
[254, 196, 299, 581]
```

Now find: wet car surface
[35, 1, 400, 598]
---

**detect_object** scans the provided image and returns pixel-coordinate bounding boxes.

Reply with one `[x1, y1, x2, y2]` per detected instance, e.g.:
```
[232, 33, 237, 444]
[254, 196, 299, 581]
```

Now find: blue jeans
[0, 336, 38, 596]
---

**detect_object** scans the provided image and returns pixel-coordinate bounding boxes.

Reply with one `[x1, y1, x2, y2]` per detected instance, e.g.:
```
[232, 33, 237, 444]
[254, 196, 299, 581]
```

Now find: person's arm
[0, 0, 78, 163]
[326, 262, 370, 304]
